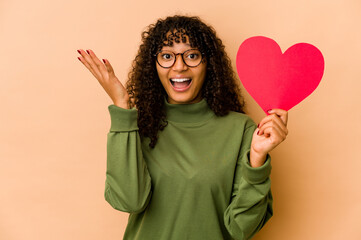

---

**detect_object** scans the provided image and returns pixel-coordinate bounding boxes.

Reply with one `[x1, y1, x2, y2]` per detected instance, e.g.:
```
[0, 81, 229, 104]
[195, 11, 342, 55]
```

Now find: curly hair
[125, 15, 245, 148]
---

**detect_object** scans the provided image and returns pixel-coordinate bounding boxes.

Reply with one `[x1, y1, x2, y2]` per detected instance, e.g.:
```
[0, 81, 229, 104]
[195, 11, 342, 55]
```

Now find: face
[156, 34, 207, 105]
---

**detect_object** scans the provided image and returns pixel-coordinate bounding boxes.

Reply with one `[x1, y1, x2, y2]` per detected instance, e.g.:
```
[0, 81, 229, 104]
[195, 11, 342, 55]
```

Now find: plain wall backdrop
[1, 0, 360, 239]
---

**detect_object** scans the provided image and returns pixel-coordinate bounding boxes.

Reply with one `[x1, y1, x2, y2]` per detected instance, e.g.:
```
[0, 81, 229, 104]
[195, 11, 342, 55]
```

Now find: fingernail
[267, 109, 272, 113]
[86, 50, 90, 54]
[257, 123, 260, 128]
[77, 57, 81, 61]
[102, 59, 106, 63]
[257, 130, 259, 135]
[77, 50, 81, 54]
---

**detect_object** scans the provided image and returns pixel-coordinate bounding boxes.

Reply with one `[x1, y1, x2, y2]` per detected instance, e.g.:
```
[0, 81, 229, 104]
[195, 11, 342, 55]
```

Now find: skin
[77, 49, 130, 109]
[156, 37, 207, 105]
[250, 109, 289, 167]
[77, 45, 289, 167]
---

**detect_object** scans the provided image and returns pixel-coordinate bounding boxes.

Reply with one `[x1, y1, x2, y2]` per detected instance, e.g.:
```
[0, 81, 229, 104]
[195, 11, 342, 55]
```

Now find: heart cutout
[236, 36, 324, 114]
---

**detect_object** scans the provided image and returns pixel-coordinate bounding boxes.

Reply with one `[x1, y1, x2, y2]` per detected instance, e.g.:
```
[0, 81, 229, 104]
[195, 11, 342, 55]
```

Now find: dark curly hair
[126, 15, 245, 148]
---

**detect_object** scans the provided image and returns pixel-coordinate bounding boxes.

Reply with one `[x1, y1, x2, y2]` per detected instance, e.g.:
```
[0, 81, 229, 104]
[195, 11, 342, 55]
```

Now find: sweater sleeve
[223, 120, 273, 240]
[104, 104, 152, 214]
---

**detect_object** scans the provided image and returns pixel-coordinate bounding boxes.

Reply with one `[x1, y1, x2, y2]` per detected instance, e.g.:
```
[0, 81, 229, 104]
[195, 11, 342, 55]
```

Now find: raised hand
[77, 49, 129, 109]
[250, 109, 289, 167]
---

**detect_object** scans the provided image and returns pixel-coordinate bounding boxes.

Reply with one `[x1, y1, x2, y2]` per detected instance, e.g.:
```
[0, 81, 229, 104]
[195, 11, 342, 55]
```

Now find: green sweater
[104, 97, 273, 240]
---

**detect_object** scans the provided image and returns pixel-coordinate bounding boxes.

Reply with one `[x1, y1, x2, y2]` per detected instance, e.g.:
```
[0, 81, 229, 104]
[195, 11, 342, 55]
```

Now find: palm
[77, 49, 129, 106]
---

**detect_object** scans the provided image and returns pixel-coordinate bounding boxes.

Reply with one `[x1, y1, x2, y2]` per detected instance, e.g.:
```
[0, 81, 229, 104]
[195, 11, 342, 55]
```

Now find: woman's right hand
[77, 49, 130, 109]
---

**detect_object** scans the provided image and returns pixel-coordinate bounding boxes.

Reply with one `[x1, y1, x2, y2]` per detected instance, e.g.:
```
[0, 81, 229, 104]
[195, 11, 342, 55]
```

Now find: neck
[163, 96, 215, 123]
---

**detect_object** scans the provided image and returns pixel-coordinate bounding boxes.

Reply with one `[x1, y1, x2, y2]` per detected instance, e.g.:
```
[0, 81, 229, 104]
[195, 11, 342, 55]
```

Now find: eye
[185, 50, 201, 60]
[187, 53, 198, 59]
[161, 53, 173, 60]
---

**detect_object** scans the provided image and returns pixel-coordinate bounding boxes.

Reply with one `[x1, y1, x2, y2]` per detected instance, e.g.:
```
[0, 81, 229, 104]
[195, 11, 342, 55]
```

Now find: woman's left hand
[249, 109, 289, 167]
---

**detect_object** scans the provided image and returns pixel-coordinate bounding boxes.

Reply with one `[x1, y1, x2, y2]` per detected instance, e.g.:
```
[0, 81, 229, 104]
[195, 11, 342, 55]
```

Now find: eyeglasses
[154, 49, 204, 68]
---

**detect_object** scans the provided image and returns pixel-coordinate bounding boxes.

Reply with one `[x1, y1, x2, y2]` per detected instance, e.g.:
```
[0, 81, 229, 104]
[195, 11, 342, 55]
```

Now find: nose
[172, 54, 188, 71]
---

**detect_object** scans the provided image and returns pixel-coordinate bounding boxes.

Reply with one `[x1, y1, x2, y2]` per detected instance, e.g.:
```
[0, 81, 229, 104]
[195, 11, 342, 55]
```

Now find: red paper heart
[236, 36, 324, 114]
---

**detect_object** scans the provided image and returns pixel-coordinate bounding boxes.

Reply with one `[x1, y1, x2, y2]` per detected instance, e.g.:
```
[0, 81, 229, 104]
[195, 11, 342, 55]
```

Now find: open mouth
[170, 78, 192, 88]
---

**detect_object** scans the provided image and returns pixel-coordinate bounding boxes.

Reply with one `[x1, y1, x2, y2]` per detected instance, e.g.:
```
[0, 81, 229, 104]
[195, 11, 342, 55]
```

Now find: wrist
[249, 148, 267, 168]
[114, 101, 129, 109]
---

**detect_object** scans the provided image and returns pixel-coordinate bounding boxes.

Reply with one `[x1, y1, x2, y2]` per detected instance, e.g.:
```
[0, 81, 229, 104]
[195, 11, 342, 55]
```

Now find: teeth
[170, 78, 191, 82]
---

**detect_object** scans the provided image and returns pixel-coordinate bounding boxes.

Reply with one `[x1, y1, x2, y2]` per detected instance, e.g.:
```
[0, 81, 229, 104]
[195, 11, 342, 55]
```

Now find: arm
[104, 104, 152, 214]
[224, 123, 273, 240]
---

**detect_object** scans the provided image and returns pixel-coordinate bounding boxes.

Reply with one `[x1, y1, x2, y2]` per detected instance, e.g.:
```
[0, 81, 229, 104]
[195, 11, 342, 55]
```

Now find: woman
[77, 15, 288, 240]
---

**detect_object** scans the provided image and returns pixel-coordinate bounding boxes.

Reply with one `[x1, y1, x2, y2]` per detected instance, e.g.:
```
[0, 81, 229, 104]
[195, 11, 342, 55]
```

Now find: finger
[102, 58, 116, 77]
[87, 49, 111, 78]
[258, 112, 287, 132]
[77, 49, 103, 80]
[262, 125, 284, 145]
[260, 114, 288, 136]
[268, 109, 288, 125]
[258, 119, 286, 138]
[85, 49, 108, 80]
[268, 109, 288, 126]
[77, 50, 99, 78]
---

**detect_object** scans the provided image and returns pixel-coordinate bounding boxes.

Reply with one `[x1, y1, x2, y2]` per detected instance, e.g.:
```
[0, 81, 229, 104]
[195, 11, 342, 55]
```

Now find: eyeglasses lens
[157, 49, 202, 68]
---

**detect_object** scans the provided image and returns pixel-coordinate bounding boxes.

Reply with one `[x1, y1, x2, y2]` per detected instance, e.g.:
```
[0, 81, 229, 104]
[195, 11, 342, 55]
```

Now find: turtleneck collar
[163, 96, 215, 123]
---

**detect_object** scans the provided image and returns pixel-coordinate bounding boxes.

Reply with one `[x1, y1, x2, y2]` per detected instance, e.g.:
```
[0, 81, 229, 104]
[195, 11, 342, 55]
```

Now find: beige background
[1, 0, 360, 239]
